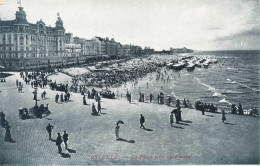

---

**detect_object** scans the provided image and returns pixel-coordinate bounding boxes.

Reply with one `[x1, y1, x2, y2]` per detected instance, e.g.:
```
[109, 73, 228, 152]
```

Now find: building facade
[0, 7, 67, 70]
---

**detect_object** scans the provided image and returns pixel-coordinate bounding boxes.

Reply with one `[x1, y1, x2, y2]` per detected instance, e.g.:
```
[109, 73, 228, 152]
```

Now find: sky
[0, 0, 259, 51]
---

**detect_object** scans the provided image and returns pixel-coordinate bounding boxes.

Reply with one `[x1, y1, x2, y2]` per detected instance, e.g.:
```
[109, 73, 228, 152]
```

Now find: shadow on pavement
[60, 153, 71, 158]
[224, 122, 236, 125]
[172, 125, 184, 129]
[177, 122, 189, 126]
[180, 120, 192, 123]
[144, 128, 153, 131]
[50, 138, 56, 142]
[5, 138, 16, 143]
[67, 148, 76, 153]
[117, 138, 135, 143]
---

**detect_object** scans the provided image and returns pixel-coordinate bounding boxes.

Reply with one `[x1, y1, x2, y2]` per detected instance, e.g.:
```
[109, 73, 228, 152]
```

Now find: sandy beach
[0, 72, 258, 165]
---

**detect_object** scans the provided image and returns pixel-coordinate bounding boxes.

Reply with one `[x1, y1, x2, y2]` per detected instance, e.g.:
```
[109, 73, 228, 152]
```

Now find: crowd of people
[195, 101, 218, 114]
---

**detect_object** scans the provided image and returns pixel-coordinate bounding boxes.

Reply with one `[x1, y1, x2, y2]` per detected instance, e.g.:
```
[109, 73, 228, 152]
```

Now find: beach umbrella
[116, 120, 124, 125]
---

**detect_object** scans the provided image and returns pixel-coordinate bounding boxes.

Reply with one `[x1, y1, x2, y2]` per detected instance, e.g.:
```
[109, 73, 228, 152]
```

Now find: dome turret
[15, 7, 27, 23]
[55, 13, 64, 30]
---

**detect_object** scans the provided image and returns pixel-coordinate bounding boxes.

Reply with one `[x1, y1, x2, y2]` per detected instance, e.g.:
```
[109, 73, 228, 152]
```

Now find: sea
[121, 50, 259, 112]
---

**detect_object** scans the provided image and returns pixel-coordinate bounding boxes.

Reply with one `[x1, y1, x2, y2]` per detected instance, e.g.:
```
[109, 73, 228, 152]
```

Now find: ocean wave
[213, 92, 222, 97]
[221, 89, 243, 94]
[195, 77, 216, 92]
[227, 67, 237, 70]
[237, 82, 260, 92]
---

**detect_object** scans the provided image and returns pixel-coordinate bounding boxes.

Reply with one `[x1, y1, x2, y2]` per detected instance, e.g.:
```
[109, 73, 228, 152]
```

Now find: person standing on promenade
[67, 92, 70, 101]
[43, 91, 46, 99]
[98, 101, 101, 114]
[46, 123, 54, 140]
[83, 95, 87, 105]
[222, 110, 226, 123]
[4, 122, 12, 142]
[140, 114, 145, 129]
[63, 131, 68, 149]
[55, 94, 59, 103]
[115, 124, 120, 140]
[170, 113, 174, 126]
[56, 133, 63, 154]
[238, 103, 244, 115]
[150, 94, 153, 102]
[129, 93, 131, 103]
[177, 106, 182, 121]
[60, 93, 64, 103]
[201, 104, 205, 115]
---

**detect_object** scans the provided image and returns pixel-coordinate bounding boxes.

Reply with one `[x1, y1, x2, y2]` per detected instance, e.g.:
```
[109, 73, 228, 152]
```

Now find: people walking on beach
[55, 94, 59, 103]
[67, 92, 70, 101]
[201, 104, 205, 115]
[63, 131, 68, 149]
[150, 94, 153, 102]
[177, 107, 182, 121]
[60, 93, 64, 103]
[129, 93, 131, 103]
[83, 95, 87, 105]
[46, 123, 54, 140]
[98, 101, 101, 114]
[168, 97, 172, 106]
[176, 99, 180, 108]
[170, 113, 174, 126]
[43, 91, 46, 99]
[115, 124, 120, 140]
[222, 110, 226, 123]
[140, 114, 145, 129]
[64, 93, 68, 102]
[238, 103, 244, 115]
[56, 133, 63, 154]
[183, 99, 188, 108]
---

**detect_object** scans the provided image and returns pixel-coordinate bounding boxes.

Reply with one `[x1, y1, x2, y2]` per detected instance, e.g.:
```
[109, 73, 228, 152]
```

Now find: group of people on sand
[20, 71, 49, 88]
[231, 103, 244, 115]
[0, 78, 6, 82]
[80, 88, 102, 116]
[68, 60, 159, 90]
[139, 93, 145, 102]
[126, 91, 132, 103]
[55, 92, 70, 103]
[195, 101, 218, 114]
[46, 123, 69, 154]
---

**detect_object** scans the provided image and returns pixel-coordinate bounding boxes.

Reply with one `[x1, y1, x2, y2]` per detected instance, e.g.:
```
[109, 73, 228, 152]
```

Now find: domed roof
[15, 7, 27, 24]
[55, 13, 64, 30]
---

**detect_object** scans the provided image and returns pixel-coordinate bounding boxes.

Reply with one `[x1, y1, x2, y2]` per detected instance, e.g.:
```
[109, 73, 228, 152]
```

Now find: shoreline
[0, 72, 258, 164]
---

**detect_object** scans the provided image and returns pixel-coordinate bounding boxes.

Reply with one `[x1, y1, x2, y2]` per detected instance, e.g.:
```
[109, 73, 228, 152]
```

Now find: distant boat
[203, 61, 210, 68]
[187, 63, 196, 71]
[172, 62, 186, 70]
